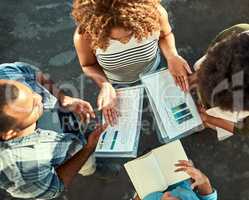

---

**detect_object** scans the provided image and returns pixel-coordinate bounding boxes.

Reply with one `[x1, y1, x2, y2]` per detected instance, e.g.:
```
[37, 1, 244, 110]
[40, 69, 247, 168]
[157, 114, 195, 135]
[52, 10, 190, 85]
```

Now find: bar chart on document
[95, 86, 143, 157]
[141, 69, 203, 140]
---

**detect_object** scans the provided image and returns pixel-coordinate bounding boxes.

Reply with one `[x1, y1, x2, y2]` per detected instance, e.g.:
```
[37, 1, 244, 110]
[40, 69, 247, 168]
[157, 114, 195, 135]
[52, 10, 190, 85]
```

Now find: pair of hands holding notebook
[160, 160, 213, 200]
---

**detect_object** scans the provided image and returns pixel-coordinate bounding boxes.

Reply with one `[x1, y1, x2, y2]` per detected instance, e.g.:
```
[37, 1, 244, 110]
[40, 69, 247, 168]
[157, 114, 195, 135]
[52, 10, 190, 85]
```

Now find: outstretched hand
[167, 55, 192, 92]
[97, 82, 119, 126]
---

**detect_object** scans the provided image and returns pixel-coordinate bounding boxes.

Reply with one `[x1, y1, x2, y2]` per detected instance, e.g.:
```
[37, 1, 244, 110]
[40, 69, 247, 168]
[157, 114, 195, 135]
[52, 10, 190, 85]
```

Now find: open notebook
[207, 107, 249, 141]
[141, 69, 203, 143]
[95, 85, 144, 158]
[124, 140, 190, 199]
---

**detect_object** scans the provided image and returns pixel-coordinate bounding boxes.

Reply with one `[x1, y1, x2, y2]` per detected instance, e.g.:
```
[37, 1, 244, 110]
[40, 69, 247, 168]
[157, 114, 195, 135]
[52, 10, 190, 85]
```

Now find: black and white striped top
[96, 32, 160, 83]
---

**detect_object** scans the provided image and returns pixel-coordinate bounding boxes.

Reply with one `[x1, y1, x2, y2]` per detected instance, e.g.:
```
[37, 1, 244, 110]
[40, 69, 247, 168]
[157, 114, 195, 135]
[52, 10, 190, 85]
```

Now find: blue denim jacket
[0, 62, 84, 199]
[143, 180, 218, 200]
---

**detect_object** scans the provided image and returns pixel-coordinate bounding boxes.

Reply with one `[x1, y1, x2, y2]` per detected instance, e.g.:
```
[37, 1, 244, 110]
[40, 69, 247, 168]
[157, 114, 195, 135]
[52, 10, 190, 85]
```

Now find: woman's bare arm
[74, 28, 109, 88]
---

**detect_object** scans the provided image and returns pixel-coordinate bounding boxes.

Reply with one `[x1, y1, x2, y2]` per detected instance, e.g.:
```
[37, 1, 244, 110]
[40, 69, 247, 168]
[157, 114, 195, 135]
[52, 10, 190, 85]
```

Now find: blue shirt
[0, 62, 84, 199]
[143, 180, 218, 200]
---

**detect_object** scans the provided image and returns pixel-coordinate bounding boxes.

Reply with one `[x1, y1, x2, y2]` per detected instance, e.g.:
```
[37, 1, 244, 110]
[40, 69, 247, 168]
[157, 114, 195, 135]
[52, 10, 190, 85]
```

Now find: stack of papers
[95, 86, 144, 158]
[141, 69, 203, 143]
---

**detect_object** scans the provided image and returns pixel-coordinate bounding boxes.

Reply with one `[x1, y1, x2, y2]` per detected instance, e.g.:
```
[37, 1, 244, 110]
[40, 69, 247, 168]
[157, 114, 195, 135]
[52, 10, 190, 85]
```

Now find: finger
[174, 167, 188, 172]
[113, 106, 121, 117]
[175, 160, 194, 167]
[107, 109, 114, 126]
[191, 181, 199, 189]
[85, 103, 96, 118]
[173, 76, 178, 86]
[183, 75, 190, 91]
[85, 113, 90, 124]
[79, 113, 86, 124]
[103, 109, 110, 125]
[97, 96, 104, 111]
[175, 76, 182, 89]
[111, 109, 118, 124]
[184, 63, 193, 74]
[179, 76, 187, 92]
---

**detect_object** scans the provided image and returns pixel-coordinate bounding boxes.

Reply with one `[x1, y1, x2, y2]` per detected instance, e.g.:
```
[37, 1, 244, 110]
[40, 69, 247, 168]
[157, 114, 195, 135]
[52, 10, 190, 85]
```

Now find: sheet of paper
[152, 140, 190, 185]
[142, 70, 203, 139]
[96, 86, 143, 153]
[207, 107, 249, 141]
[124, 152, 167, 199]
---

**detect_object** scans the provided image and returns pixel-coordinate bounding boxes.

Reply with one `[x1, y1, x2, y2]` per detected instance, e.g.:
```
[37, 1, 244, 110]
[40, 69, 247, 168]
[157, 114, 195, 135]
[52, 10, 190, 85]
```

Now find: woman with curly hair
[72, 0, 192, 125]
[190, 24, 249, 136]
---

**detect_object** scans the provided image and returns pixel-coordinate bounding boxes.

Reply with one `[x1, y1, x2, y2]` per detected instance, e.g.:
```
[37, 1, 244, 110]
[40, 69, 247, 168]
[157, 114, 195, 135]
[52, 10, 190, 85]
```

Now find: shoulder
[73, 27, 92, 47]
[157, 4, 168, 17]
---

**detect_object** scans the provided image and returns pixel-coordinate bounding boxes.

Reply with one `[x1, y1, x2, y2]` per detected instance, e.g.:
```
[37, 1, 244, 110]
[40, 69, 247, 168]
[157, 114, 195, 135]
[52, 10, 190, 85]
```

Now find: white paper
[141, 70, 203, 139]
[96, 86, 143, 153]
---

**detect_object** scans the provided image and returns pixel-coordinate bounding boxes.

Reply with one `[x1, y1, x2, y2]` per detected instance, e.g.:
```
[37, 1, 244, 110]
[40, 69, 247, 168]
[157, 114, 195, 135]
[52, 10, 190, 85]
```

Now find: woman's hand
[167, 54, 192, 92]
[97, 82, 118, 126]
[175, 160, 212, 191]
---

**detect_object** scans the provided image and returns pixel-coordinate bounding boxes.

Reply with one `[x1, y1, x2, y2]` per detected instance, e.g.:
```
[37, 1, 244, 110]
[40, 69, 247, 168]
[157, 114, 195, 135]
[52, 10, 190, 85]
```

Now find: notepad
[124, 140, 190, 199]
[95, 85, 144, 158]
[141, 69, 203, 143]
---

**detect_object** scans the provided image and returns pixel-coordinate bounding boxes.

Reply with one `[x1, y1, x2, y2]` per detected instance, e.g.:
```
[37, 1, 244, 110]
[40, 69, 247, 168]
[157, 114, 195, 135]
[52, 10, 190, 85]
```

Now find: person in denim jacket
[0, 62, 107, 199]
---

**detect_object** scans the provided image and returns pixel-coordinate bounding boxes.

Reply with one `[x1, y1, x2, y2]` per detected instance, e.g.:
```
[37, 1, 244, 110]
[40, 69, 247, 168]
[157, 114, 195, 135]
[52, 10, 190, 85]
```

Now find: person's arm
[56, 124, 107, 188]
[158, 5, 192, 91]
[203, 114, 234, 133]
[73, 28, 118, 125]
[199, 107, 234, 133]
[36, 71, 95, 122]
[73, 28, 109, 88]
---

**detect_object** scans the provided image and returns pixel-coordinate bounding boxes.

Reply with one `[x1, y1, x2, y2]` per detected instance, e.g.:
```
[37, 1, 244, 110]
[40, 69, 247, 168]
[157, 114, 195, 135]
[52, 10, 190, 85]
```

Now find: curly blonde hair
[72, 0, 161, 50]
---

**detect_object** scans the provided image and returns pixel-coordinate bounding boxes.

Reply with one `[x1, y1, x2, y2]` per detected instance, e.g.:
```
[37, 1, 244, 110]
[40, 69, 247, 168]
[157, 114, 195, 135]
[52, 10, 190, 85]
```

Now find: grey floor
[1, 0, 249, 200]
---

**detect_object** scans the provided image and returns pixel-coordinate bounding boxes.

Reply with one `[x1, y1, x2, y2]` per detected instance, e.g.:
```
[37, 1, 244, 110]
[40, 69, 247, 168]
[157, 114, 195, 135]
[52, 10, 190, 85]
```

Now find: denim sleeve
[143, 192, 164, 200]
[197, 189, 218, 200]
[14, 62, 41, 80]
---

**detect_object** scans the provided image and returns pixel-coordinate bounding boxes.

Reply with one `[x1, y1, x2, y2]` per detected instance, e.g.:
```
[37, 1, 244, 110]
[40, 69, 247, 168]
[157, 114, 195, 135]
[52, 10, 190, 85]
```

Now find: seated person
[134, 160, 217, 200]
[189, 24, 249, 135]
[0, 62, 107, 199]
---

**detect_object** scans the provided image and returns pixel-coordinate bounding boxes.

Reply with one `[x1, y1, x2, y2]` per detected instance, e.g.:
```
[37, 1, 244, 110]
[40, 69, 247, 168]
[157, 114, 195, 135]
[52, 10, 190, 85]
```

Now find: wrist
[83, 145, 95, 155]
[198, 178, 213, 195]
[166, 51, 179, 61]
[100, 81, 112, 89]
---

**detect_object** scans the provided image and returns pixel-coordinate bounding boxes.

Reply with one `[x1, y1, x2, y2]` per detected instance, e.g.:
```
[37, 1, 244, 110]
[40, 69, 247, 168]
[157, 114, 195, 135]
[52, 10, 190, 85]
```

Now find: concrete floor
[1, 0, 249, 199]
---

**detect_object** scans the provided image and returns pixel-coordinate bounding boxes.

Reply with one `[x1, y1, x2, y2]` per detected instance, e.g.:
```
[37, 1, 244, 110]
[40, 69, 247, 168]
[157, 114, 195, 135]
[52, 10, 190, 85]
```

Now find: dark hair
[0, 83, 20, 133]
[198, 32, 249, 111]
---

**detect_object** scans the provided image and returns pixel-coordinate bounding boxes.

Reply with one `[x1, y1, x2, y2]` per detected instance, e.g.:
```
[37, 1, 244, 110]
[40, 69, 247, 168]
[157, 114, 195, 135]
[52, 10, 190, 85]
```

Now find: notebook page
[152, 140, 190, 186]
[124, 152, 167, 199]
